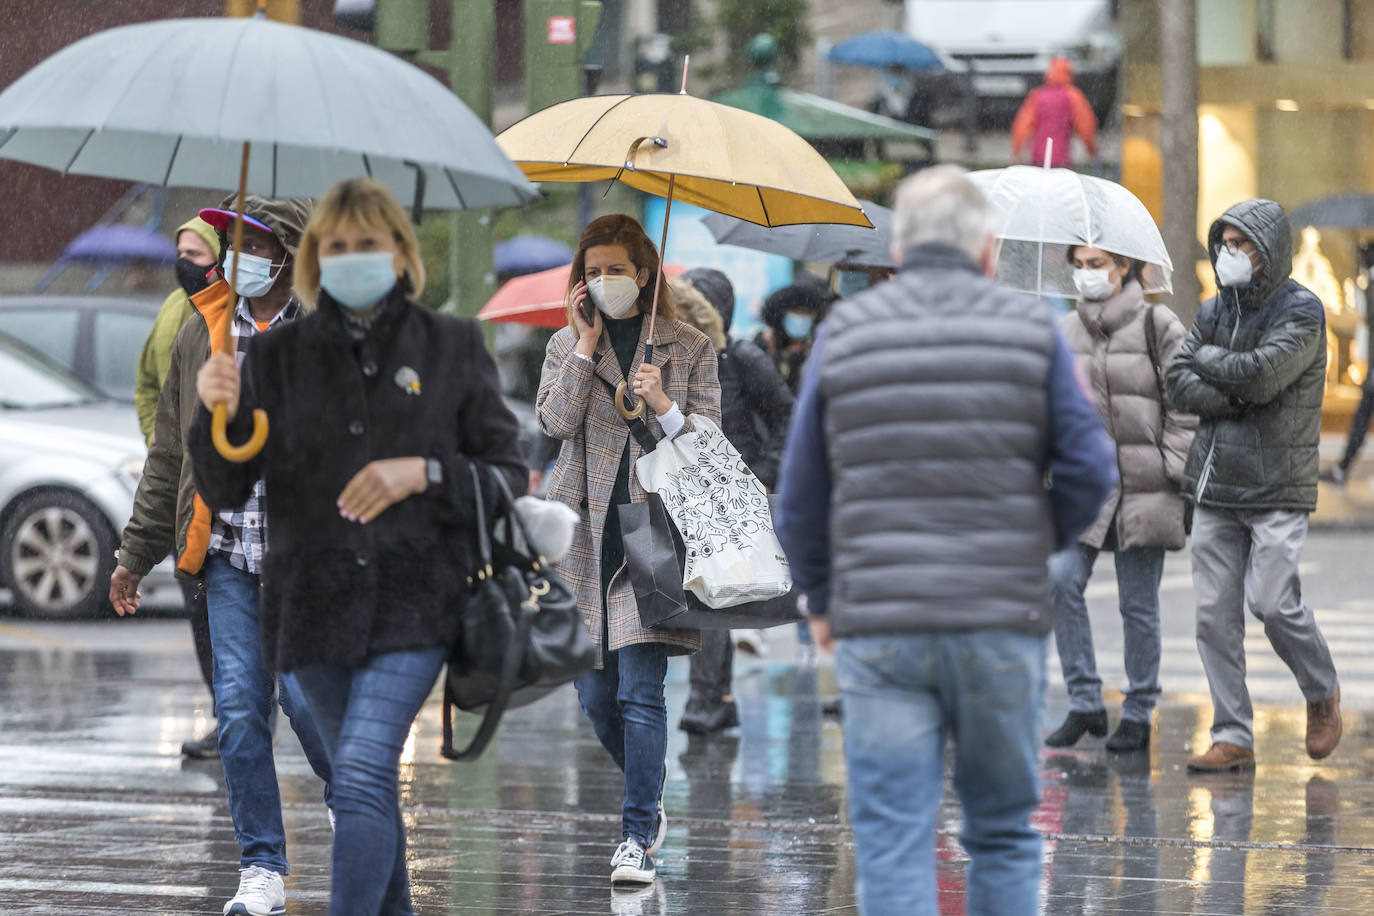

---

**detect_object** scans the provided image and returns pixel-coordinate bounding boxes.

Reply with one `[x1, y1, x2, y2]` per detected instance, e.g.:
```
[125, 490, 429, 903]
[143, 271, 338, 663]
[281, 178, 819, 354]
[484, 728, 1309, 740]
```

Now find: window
[1, 308, 79, 370]
[93, 311, 155, 400]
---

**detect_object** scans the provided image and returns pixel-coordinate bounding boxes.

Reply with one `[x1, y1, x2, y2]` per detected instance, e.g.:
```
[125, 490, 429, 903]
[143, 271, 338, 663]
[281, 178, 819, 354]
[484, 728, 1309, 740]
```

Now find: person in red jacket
[1011, 57, 1098, 168]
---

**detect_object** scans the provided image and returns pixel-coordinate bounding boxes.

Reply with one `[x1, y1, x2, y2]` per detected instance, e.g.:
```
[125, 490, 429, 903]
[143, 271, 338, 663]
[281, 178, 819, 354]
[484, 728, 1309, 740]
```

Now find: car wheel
[1, 490, 117, 619]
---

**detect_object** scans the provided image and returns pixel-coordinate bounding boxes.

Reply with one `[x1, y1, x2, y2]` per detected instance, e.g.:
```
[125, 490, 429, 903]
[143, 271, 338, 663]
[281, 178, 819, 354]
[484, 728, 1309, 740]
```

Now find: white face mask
[1072, 267, 1117, 301]
[225, 249, 283, 299]
[588, 274, 640, 319]
[1215, 245, 1255, 288]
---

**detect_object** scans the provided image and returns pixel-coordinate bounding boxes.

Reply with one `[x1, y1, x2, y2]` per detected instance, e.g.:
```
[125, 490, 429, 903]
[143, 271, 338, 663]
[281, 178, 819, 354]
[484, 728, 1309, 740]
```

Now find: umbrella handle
[212, 403, 269, 463]
[614, 381, 645, 420]
[210, 139, 269, 463]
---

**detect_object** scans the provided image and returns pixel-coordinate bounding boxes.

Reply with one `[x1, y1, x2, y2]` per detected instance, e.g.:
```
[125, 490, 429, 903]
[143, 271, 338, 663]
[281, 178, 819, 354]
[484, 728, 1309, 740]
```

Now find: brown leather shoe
[1186, 741, 1255, 772]
[1306, 686, 1342, 760]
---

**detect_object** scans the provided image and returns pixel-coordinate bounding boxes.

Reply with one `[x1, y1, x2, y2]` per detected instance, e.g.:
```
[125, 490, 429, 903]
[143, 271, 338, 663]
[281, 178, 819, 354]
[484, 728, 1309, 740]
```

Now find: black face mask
[175, 257, 215, 297]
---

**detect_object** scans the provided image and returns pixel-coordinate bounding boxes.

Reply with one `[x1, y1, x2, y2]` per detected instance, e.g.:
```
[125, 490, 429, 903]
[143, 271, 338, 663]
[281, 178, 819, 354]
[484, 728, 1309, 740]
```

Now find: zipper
[1193, 291, 1244, 502]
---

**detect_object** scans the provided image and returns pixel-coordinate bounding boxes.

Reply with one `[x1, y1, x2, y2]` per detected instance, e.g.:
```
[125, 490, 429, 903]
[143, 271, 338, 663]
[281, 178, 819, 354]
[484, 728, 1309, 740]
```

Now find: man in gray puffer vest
[776, 166, 1116, 916]
[1166, 198, 1342, 773]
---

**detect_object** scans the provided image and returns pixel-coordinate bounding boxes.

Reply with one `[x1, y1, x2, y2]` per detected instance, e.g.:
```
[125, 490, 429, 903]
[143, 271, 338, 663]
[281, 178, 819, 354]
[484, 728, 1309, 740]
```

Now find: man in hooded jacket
[111, 195, 333, 916]
[1165, 199, 1342, 773]
[134, 214, 223, 759]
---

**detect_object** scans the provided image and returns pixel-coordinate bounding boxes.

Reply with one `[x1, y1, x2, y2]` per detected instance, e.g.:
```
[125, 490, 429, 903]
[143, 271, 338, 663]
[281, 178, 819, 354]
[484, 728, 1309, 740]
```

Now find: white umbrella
[968, 166, 1173, 298]
[0, 12, 537, 461]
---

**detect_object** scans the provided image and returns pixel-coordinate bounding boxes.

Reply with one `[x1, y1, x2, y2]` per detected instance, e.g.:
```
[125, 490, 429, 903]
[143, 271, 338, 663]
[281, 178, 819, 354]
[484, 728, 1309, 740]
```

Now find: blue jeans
[204, 553, 333, 874]
[294, 647, 446, 916]
[836, 631, 1047, 916]
[574, 643, 668, 846]
[1050, 540, 1164, 722]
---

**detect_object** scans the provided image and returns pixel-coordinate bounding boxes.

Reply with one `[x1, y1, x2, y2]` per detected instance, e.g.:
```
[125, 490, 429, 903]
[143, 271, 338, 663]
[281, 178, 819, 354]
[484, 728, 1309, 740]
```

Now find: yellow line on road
[0, 621, 75, 649]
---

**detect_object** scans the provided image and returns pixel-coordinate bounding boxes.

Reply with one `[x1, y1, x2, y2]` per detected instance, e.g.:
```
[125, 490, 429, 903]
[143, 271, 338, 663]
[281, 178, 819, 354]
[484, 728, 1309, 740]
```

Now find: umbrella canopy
[0, 16, 537, 211]
[968, 166, 1173, 297]
[479, 262, 687, 328]
[1290, 193, 1374, 229]
[703, 200, 893, 267]
[493, 236, 575, 279]
[827, 30, 943, 72]
[495, 93, 871, 229]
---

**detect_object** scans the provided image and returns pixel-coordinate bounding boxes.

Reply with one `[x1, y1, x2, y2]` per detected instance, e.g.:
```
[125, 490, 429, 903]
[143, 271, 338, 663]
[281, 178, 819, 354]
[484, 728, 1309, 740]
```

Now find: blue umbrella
[493, 236, 574, 279]
[827, 30, 943, 72]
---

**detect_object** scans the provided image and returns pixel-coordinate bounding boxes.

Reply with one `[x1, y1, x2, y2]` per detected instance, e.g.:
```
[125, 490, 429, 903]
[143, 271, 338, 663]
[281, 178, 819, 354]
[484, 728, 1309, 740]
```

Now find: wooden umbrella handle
[211, 139, 268, 463]
[212, 404, 269, 463]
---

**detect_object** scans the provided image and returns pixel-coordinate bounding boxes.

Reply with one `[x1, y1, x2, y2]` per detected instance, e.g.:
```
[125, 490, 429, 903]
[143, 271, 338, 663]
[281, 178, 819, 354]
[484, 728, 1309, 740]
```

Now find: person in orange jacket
[1011, 57, 1098, 168]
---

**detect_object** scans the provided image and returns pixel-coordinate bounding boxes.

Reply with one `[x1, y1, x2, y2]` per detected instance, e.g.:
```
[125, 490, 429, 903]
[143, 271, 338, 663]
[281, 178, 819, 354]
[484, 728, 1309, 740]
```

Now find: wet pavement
[4, 532, 1374, 914]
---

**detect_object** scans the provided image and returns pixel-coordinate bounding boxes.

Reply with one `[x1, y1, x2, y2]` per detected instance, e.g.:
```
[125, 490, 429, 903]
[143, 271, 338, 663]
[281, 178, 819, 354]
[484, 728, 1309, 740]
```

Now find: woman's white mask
[588, 274, 641, 318]
[1072, 268, 1117, 301]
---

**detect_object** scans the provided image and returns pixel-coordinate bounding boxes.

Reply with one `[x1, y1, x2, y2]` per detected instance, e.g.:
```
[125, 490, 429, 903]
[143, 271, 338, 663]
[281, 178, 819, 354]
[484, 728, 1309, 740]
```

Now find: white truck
[903, 0, 1121, 127]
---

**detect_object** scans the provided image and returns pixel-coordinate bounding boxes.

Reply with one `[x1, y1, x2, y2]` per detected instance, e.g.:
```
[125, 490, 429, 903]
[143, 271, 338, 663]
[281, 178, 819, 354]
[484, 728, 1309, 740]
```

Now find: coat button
[356, 553, 369, 567]
[349, 420, 365, 437]
[362, 361, 378, 377]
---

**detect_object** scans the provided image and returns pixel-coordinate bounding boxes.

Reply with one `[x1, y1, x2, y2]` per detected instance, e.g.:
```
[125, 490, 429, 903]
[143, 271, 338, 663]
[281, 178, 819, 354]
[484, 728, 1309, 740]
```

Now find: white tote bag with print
[634, 415, 792, 609]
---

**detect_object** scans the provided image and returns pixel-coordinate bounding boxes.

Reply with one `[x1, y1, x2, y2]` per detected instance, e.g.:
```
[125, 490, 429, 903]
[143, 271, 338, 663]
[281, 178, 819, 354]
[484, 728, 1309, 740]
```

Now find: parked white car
[0, 333, 177, 618]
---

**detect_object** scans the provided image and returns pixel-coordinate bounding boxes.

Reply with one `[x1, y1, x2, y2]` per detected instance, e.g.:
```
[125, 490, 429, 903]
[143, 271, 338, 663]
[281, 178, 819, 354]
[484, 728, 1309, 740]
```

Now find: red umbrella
[478, 262, 686, 328]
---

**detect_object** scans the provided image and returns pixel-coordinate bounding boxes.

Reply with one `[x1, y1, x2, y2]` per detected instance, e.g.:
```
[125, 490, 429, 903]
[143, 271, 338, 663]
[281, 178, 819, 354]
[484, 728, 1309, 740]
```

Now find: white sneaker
[610, 838, 656, 885]
[734, 628, 768, 658]
[223, 865, 285, 916]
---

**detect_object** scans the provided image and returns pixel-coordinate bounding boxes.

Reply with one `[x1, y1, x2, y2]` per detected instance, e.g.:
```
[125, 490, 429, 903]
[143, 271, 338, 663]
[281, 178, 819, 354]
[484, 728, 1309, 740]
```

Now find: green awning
[710, 79, 937, 145]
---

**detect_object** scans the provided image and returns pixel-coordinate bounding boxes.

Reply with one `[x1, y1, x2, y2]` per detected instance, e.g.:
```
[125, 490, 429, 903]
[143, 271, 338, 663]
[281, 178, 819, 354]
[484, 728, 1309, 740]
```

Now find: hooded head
[1046, 56, 1074, 86]
[682, 267, 735, 334]
[177, 216, 221, 262]
[1206, 199, 1293, 305]
[202, 194, 314, 265]
[668, 277, 727, 352]
[762, 273, 833, 345]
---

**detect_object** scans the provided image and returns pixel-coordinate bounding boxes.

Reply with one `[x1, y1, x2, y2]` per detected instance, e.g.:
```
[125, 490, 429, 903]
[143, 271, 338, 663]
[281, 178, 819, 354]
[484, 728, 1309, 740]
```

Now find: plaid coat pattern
[538, 317, 721, 667]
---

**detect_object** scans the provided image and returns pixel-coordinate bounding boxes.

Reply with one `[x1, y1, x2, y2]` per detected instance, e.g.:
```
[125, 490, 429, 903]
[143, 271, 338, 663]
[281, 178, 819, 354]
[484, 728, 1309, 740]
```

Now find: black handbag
[440, 464, 597, 761]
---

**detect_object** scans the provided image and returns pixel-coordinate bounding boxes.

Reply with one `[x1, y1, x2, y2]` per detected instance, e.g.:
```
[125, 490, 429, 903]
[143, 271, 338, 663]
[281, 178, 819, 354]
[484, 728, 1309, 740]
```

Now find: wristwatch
[426, 457, 445, 496]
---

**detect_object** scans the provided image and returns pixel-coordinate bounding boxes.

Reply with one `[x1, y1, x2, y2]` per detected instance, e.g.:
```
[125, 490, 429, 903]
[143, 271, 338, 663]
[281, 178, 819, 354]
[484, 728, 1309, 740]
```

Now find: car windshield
[0, 332, 102, 409]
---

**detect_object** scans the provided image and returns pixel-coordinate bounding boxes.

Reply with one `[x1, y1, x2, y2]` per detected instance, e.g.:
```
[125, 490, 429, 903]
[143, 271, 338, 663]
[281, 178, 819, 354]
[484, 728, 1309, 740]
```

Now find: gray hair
[892, 165, 997, 262]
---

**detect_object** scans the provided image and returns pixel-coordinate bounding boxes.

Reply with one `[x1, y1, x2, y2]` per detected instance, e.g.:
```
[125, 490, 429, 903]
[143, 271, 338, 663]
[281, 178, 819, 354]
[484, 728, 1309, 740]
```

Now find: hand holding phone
[570, 281, 600, 343]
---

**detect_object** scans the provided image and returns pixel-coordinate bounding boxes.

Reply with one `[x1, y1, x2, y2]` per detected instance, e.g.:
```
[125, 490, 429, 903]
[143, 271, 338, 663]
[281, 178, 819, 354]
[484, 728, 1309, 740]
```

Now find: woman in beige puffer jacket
[1044, 245, 1197, 753]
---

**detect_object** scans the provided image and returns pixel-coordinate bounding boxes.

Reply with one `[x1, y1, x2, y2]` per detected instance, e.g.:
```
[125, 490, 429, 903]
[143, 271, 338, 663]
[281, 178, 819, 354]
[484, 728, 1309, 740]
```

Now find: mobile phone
[580, 299, 597, 327]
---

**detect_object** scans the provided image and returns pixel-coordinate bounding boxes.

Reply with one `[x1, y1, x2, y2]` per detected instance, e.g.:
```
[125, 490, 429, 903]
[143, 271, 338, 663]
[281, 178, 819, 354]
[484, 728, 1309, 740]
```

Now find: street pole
[440, 0, 496, 318]
[1161, 0, 1200, 326]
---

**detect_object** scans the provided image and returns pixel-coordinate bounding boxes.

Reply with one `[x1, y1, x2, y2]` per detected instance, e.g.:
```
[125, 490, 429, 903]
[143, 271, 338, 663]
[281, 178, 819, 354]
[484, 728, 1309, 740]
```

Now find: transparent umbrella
[968, 166, 1172, 298]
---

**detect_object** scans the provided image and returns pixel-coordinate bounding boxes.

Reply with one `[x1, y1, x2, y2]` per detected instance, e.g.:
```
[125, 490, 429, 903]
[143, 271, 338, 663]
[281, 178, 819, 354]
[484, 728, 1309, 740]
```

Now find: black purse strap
[440, 463, 541, 761]
[598, 372, 659, 454]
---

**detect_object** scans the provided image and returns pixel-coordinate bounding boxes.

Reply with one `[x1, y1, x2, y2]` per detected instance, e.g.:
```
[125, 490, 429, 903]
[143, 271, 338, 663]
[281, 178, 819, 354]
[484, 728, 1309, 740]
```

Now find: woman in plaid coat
[537, 215, 721, 887]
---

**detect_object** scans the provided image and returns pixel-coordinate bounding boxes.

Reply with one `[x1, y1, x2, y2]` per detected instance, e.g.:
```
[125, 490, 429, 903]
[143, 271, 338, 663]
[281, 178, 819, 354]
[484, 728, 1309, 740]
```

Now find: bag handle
[441, 589, 537, 760]
[471, 459, 493, 571]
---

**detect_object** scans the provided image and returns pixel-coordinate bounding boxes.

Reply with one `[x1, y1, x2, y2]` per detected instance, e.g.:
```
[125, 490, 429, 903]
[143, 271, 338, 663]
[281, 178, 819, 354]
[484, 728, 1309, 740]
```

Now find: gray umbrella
[1290, 194, 1374, 229]
[0, 15, 537, 212]
[703, 200, 893, 267]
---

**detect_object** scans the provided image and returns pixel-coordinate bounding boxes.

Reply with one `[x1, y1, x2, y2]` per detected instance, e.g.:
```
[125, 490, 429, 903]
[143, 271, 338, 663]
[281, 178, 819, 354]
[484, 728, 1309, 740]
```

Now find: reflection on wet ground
[2, 624, 1374, 914]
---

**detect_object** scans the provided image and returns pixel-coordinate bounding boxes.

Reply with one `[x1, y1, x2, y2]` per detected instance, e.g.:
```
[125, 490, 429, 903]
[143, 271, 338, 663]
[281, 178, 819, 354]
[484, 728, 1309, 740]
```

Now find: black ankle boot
[1105, 718, 1151, 752]
[679, 698, 740, 735]
[1044, 710, 1109, 748]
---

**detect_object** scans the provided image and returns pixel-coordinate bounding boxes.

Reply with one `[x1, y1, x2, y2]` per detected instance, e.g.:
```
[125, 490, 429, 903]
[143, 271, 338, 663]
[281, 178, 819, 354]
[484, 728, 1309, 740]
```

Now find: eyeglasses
[1217, 239, 1252, 254]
